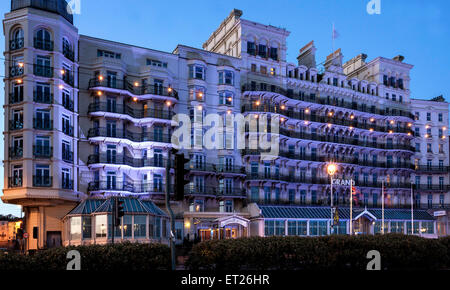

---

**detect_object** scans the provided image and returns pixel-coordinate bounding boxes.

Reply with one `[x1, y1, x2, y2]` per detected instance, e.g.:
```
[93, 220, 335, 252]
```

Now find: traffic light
[114, 198, 125, 226]
[174, 153, 190, 200]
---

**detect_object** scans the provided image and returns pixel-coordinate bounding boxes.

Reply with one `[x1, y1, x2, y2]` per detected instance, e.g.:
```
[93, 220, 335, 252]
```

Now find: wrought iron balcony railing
[34, 37, 53, 51]
[88, 181, 166, 194]
[87, 153, 168, 168]
[33, 118, 53, 130]
[62, 179, 74, 190]
[9, 147, 23, 159]
[10, 65, 24, 77]
[62, 150, 74, 163]
[8, 177, 22, 188]
[88, 102, 173, 120]
[33, 64, 53, 78]
[88, 127, 171, 143]
[9, 37, 24, 51]
[33, 145, 52, 158]
[33, 91, 53, 104]
[88, 78, 178, 99]
[9, 120, 23, 131]
[414, 165, 450, 173]
[33, 175, 52, 187]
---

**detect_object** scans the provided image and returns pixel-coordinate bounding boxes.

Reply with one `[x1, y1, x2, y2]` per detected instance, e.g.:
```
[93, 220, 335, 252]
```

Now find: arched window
[34, 28, 53, 51]
[10, 28, 24, 50]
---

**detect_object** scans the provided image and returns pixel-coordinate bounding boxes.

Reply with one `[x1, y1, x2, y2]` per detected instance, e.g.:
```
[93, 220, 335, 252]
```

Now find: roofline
[80, 34, 178, 58]
[173, 44, 241, 60]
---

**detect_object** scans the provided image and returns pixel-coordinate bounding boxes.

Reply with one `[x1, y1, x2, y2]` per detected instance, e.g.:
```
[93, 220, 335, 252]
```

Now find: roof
[67, 197, 167, 217]
[259, 205, 435, 221]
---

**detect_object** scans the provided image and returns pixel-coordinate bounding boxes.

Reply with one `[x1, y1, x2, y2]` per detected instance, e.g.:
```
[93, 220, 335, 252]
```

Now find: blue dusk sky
[0, 0, 449, 216]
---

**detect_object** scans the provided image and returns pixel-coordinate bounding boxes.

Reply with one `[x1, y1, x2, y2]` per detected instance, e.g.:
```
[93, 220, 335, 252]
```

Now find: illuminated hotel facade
[2, 2, 448, 249]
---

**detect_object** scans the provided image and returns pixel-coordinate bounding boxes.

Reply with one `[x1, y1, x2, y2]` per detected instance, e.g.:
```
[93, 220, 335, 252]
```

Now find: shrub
[0, 242, 170, 271]
[186, 234, 449, 270]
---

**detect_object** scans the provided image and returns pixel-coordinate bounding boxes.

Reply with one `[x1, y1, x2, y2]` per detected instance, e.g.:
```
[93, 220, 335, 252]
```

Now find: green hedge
[186, 234, 450, 270]
[0, 242, 170, 271]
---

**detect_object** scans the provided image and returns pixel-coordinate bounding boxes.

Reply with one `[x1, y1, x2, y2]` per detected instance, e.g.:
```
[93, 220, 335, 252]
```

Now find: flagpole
[350, 179, 353, 236]
[411, 182, 414, 235]
[382, 180, 385, 234]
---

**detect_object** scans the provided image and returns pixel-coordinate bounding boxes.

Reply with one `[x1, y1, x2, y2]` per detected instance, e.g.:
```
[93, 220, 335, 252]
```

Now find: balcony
[87, 153, 168, 168]
[242, 84, 414, 120]
[9, 92, 23, 104]
[88, 127, 171, 143]
[414, 184, 450, 191]
[415, 165, 450, 173]
[33, 91, 53, 104]
[33, 37, 53, 51]
[9, 120, 23, 131]
[33, 176, 52, 187]
[9, 37, 24, 51]
[9, 147, 23, 159]
[8, 177, 22, 188]
[242, 104, 414, 135]
[10, 65, 24, 77]
[184, 185, 246, 198]
[88, 102, 173, 120]
[62, 150, 74, 163]
[62, 69, 74, 86]
[33, 145, 52, 158]
[34, 64, 53, 78]
[88, 78, 178, 99]
[88, 180, 166, 194]
[33, 118, 53, 130]
[62, 179, 74, 190]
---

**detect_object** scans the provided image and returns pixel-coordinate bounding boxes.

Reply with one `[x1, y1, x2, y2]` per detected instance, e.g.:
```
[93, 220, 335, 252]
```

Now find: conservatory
[63, 197, 169, 246]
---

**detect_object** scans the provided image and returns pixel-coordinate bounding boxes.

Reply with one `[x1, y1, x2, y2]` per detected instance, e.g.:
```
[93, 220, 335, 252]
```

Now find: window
[251, 186, 259, 202]
[390, 221, 404, 233]
[427, 144, 432, 153]
[218, 70, 233, 85]
[438, 113, 443, 122]
[288, 189, 295, 204]
[189, 86, 205, 101]
[146, 59, 167, 68]
[82, 216, 92, 239]
[427, 112, 431, 121]
[133, 215, 146, 238]
[35, 29, 52, 50]
[10, 27, 24, 50]
[220, 200, 233, 213]
[189, 64, 205, 80]
[62, 167, 71, 189]
[219, 91, 233, 105]
[269, 47, 278, 60]
[309, 221, 327, 236]
[421, 222, 434, 234]
[11, 164, 23, 187]
[95, 215, 107, 238]
[70, 217, 81, 240]
[258, 44, 267, 58]
[275, 220, 285, 236]
[34, 164, 50, 186]
[123, 215, 132, 237]
[247, 42, 256, 55]
[264, 220, 274, 236]
[97, 49, 121, 59]
[264, 187, 271, 203]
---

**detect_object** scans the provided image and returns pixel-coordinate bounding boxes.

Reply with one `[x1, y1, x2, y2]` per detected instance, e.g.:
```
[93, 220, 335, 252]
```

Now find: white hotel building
[2, 2, 448, 250]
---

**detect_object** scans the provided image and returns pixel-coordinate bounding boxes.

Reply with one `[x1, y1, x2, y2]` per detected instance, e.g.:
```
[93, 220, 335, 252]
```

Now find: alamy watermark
[171, 113, 279, 160]
[367, 0, 381, 15]
[67, 0, 82, 15]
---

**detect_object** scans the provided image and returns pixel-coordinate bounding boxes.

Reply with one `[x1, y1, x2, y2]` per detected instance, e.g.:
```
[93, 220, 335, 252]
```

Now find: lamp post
[327, 163, 337, 234]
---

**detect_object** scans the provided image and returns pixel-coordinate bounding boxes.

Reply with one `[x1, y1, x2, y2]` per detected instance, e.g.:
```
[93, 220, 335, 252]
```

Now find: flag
[351, 186, 360, 206]
[333, 207, 340, 226]
[332, 26, 340, 40]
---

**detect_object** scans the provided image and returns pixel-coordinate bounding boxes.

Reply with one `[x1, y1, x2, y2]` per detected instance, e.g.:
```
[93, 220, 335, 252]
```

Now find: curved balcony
[185, 185, 246, 198]
[88, 128, 171, 144]
[87, 153, 168, 168]
[242, 104, 414, 135]
[414, 165, 450, 173]
[242, 83, 414, 119]
[88, 78, 178, 99]
[88, 181, 166, 194]
[187, 162, 246, 175]
[246, 173, 412, 189]
[242, 149, 415, 170]
[88, 102, 173, 121]
[9, 120, 23, 131]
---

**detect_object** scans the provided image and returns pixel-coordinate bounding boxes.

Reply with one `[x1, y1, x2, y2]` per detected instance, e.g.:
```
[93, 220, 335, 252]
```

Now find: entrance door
[46, 231, 61, 248]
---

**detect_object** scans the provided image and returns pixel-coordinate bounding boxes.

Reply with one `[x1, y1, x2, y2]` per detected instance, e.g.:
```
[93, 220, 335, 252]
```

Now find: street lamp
[327, 163, 337, 234]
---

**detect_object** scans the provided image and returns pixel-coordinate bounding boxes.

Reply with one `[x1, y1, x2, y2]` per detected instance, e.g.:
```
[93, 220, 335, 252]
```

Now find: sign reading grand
[332, 179, 355, 186]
